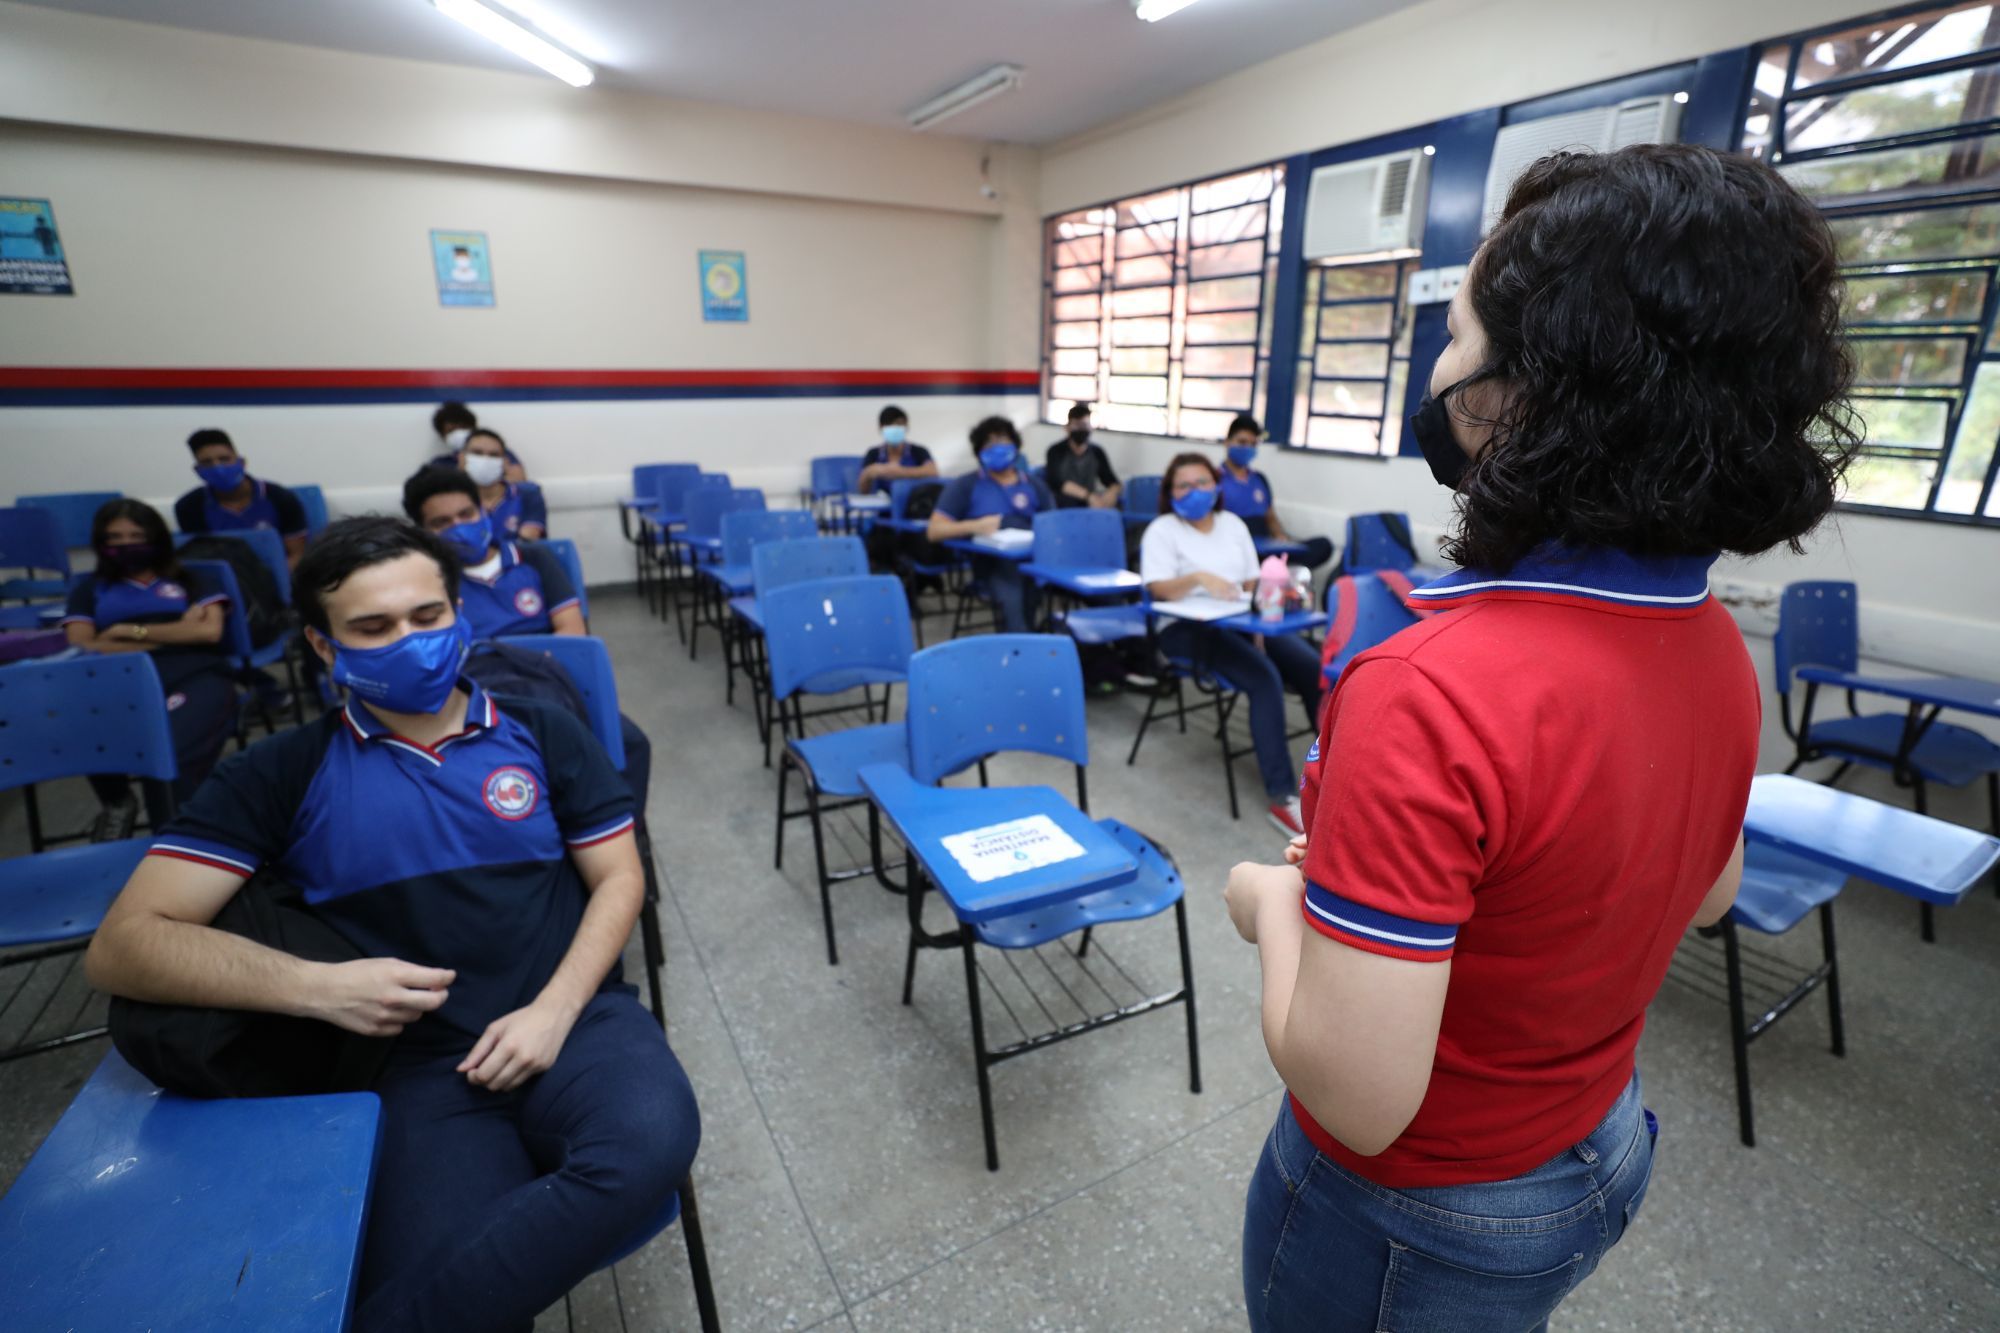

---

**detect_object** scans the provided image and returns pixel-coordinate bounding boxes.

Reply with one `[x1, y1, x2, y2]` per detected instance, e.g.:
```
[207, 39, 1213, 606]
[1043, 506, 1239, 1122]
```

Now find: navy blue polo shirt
[62, 567, 232, 690]
[1218, 465, 1273, 519]
[485, 482, 548, 538]
[862, 443, 934, 469]
[934, 470, 1055, 531]
[146, 683, 635, 1054]
[458, 542, 578, 640]
[174, 478, 308, 539]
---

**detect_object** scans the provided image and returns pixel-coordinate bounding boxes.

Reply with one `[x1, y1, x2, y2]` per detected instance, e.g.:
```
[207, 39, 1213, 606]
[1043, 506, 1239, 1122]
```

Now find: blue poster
[432, 229, 495, 307]
[699, 249, 748, 322]
[0, 198, 74, 296]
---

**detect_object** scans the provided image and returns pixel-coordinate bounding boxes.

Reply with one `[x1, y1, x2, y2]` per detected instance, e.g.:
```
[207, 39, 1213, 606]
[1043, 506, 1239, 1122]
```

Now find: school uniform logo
[1011, 491, 1030, 509]
[483, 766, 540, 820]
[165, 692, 187, 712]
[1253, 489, 1267, 504]
[503, 514, 520, 533]
[156, 582, 185, 601]
[1305, 738, 1319, 763]
[514, 587, 543, 616]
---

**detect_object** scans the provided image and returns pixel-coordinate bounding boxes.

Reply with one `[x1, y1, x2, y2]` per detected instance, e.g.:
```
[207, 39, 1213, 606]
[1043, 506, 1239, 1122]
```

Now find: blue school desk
[1019, 563, 1145, 599]
[1742, 773, 2000, 905]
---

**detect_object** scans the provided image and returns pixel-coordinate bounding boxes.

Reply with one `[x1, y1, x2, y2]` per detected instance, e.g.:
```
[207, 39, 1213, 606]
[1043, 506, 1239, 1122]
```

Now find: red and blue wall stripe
[0, 368, 1041, 408]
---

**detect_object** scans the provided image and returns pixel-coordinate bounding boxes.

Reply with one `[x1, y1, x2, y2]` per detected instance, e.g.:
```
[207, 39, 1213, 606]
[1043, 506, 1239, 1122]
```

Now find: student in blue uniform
[402, 468, 578, 640]
[460, 429, 548, 540]
[857, 404, 938, 494]
[84, 516, 701, 1332]
[427, 404, 527, 483]
[926, 416, 1056, 633]
[173, 428, 311, 567]
[1218, 415, 1334, 570]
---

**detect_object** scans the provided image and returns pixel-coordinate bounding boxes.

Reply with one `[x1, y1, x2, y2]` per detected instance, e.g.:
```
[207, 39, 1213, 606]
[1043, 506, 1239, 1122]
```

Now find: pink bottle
[1256, 554, 1290, 622]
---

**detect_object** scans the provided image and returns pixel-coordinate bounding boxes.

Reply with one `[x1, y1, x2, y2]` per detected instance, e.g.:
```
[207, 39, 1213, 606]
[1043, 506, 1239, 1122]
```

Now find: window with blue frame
[1288, 258, 1418, 455]
[1746, 1, 2000, 521]
[1041, 165, 1284, 440]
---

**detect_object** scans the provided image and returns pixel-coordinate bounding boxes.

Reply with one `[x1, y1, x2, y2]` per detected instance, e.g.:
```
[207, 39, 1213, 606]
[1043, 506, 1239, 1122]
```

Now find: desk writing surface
[1743, 773, 2000, 904]
[1794, 667, 2000, 721]
[1020, 564, 1144, 597]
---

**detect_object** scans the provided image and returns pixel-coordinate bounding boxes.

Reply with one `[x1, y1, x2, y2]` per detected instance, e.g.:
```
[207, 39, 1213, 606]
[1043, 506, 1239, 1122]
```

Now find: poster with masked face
[431, 229, 495, 307]
[0, 198, 74, 295]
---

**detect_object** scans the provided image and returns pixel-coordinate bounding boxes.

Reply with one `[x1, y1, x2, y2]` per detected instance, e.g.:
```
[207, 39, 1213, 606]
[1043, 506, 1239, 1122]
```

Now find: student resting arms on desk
[173, 427, 311, 568]
[1044, 402, 1122, 510]
[85, 517, 700, 1333]
[925, 416, 1055, 633]
[1221, 145, 1856, 1332]
[1140, 454, 1322, 838]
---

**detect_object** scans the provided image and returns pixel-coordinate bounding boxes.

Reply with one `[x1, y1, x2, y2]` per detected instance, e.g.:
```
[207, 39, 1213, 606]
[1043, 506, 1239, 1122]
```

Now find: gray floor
[3, 587, 1997, 1332]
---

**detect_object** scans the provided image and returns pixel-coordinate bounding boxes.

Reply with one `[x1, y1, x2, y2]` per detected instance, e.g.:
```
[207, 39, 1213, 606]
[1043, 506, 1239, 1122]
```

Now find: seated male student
[926, 416, 1055, 633]
[462, 429, 548, 540]
[402, 468, 579, 639]
[84, 517, 700, 1332]
[858, 404, 938, 572]
[1043, 402, 1122, 511]
[1217, 414, 1334, 569]
[426, 401, 526, 482]
[173, 428, 311, 568]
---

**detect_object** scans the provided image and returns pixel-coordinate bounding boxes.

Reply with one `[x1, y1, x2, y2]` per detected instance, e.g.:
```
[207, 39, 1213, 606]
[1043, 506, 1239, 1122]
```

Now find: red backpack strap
[1374, 567, 1439, 620]
[1320, 575, 1361, 673]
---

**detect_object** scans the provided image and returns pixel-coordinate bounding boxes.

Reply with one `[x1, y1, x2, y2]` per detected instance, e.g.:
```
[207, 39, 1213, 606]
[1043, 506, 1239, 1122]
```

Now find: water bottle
[1256, 554, 1290, 622]
[1289, 565, 1313, 614]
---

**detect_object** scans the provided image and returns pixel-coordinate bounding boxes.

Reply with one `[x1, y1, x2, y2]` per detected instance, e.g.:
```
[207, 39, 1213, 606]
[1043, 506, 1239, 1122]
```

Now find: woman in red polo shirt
[1226, 144, 1857, 1331]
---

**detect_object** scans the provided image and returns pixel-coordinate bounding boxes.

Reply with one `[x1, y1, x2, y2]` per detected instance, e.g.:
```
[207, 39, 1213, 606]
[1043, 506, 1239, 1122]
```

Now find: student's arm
[549, 604, 587, 636]
[1139, 522, 1238, 601]
[1689, 834, 1745, 928]
[173, 492, 206, 536]
[1146, 573, 1238, 601]
[925, 479, 1000, 540]
[504, 452, 529, 484]
[68, 602, 226, 653]
[1260, 476, 1295, 542]
[275, 489, 310, 567]
[1090, 451, 1122, 508]
[518, 484, 548, 541]
[526, 545, 582, 633]
[282, 533, 307, 566]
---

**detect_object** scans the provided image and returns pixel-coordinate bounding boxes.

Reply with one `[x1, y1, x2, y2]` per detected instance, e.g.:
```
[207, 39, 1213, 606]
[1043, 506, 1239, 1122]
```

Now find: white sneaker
[1266, 796, 1304, 837]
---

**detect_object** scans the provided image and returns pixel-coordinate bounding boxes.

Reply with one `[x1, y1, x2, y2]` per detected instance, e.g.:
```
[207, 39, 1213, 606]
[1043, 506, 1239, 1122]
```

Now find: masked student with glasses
[173, 427, 311, 568]
[924, 415, 1056, 633]
[1223, 145, 1857, 1333]
[84, 516, 701, 1332]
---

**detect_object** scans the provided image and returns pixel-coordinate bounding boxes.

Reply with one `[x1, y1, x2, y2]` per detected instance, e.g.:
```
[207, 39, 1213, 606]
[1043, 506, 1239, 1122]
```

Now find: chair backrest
[540, 538, 590, 622]
[751, 537, 868, 597]
[0, 506, 70, 577]
[496, 633, 624, 769]
[889, 477, 929, 523]
[1342, 512, 1419, 574]
[1321, 573, 1420, 680]
[1122, 475, 1162, 516]
[682, 487, 753, 540]
[1030, 508, 1126, 569]
[761, 575, 914, 701]
[0, 652, 177, 792]
[905, 635, 1090, 783]
[1773, 581, 1859, 694]
[178, 527, 291, 605]
[837, 457, 863, 493]
[290, 484, 330, 535]
[17, 491, 121, 551]
[633, 463, 700, 507]
[181, 559, 258, 661]
[721, 509, 818, 568]
[810, 456, 863, 496]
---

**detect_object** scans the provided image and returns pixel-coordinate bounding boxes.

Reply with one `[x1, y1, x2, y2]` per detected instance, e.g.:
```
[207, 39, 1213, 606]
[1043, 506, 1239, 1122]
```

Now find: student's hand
[458, 997, 579, 1092]
[311, 958, 455, 1037]
[1195, 572, 1241, 599]
[1224, 862, 1304, 944]
[970, 514, 1004, 535]
[1283, 833, 1309, 866]
[1087, 492, 1115, 509]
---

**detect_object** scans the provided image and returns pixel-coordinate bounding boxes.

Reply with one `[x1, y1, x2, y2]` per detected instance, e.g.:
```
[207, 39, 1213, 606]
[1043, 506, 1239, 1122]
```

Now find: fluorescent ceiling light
[907, 64, 1024, 131]
[432, 0, 595, 87]
[1134, 0, 1206, 20]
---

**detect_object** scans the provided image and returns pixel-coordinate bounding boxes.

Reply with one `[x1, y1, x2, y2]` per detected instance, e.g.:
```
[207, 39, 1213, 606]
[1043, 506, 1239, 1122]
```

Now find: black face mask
[97, 542, 160, 574]
[1067, 427, 1090, 446]
[1409, 380, 1473, 490]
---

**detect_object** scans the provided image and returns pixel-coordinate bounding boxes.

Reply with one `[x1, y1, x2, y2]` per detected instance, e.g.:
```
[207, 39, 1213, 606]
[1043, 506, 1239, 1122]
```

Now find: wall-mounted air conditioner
[1302, 148, 1430, 262]
[1481, 95, 1683, 233]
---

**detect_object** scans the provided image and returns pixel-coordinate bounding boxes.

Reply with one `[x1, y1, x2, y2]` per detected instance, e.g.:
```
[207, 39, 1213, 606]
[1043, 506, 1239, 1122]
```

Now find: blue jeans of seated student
[1242, 1071, 1657, 1333]
[1158, 621, 1323, 800]
[976, 556, 1039, 634]
[355, 991, 701, 1333]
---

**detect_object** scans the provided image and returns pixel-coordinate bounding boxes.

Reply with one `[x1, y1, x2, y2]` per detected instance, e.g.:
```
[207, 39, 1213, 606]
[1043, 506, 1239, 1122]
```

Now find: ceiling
[21, 0, 1420, 144]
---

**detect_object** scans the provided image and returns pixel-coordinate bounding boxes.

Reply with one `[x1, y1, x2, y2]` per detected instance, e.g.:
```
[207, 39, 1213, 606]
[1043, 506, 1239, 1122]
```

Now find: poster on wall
[698, 249, 748, 322]
[0, 198, 75, 296]
[431, 229, 495, 307]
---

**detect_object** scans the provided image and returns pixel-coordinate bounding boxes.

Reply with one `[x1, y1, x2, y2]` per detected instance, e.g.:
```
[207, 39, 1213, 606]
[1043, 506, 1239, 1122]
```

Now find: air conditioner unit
[1481, 95, 1683, 232]
[1302, 149, 1430, 262]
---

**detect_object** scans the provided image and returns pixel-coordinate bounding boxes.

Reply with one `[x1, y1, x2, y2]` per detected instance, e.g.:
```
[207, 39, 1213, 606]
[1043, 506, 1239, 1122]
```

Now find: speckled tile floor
[3, 587, 1996, 1332]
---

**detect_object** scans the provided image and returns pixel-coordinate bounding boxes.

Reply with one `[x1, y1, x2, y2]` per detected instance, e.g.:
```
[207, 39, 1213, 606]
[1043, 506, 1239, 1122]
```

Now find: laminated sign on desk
[942, 815, 1087, 884]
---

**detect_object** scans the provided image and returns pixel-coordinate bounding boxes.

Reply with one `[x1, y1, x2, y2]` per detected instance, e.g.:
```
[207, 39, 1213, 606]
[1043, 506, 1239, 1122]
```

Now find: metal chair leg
[773, 750, 791, 870]
[804, 774, 838, 966]
[1819, 902, 1845, 1058]
[1914, 780, 1936, 942]
[1721, 918, 1755, 1148]
[1175, 897, 1202, 1094]
[676, 1180, 723, 1333]
[962, 936, 1000, 1171]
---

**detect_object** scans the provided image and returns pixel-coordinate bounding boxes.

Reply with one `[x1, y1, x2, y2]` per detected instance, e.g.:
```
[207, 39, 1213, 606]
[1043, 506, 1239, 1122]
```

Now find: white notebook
[1150, 594, 1248, 622]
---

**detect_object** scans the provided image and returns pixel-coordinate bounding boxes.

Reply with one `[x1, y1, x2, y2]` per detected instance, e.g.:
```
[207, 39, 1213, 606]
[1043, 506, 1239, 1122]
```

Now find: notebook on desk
[969, 529, 1034, 552]
[1150, 594, 1248, 623]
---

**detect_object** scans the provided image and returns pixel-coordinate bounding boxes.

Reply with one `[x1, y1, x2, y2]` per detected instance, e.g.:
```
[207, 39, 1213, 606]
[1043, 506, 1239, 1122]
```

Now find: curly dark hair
[295, 516, 461, 635]
[401, 465, 481, 523]
[1439, 144, 1857, 572]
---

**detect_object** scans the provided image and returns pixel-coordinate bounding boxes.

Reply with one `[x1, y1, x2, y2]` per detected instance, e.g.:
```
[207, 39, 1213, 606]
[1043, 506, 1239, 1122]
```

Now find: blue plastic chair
[539, 538, 590, 624]
[179, 559, 283, 738]
[680, 489, 768, 660]
[621, 464, 699, 612]
[290, 484, 330, 535]
[1030, 508, 1145, 646]
[729, 537, 870, 763]
[897, 634, 1199, 1167]
[1321, 571, 1420, 682]
[807, 455, 865, 528]
[0, 505, 73, 603]
[0, 654, 177, 1060]
[1774, 580, 2000, 939]
[766, 575, 916, 964]
[17, 491, 121, 553]
[1341, 512, 1419, 574]
[1121, 475, 1162, 528]
[710, 510, 819, 709]
[643, 471, 724, 633]
[888, 478, 964, 633]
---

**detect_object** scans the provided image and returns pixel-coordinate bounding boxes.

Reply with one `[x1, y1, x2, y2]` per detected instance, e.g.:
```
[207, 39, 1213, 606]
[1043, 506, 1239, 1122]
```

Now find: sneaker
[1266, 796, 1305, 838]
[1121, 669, 1159, 690]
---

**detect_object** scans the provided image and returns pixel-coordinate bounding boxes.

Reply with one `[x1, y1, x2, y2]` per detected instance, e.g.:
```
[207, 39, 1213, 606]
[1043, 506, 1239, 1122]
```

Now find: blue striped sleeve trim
[146, 834, 261, 878]
[1303, 881, 1456, 957]
[565, 814, 636, 848]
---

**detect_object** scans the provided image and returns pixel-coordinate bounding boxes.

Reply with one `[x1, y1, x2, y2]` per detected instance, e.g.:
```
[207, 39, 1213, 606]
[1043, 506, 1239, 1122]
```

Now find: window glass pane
[1305, 417, 1383, 453]
[1842, 454, 1937, 507]
[1179, 408, 1239, 440]
[1787, 59, 2000, 152]
[1109, 286, 1173, 317]
[1316, 263, 1397, 298]
[1051, 293, 1100, 321]
[1318, 303, 1394, 339]
[1051, 321, 1099, 348]
[1381, 361, 1411, 455]
[1394, 305, 1415, 358]
[1828, 203, 2000, 263]
[1181, 377, 1253, 409]
[1117, 191, 1181, 227]
[1095, 403, 1168, 434]
[1938, 362, 2000, 511]
[1050, 374, 1098, 401]
[1187, 311, 1259, 343]
[1187, 276, 1262, 312]
[1843, 270, 1989, 323]
[1110, 346, 1169, 375]
[1191, 168, 1277, 213]
[1793, 6, 2000, 90]
[1851, 336, 1970, 385]
[1316, 343, 1391, 378]
[1111, 317, 1171, 346]
[1052, 265, 1100, 293]
[1050, 348, 1098, 375]
[1053, 235, 1103, 267]
[1184, 344, 1256, 377]
[1115, 254, 1176, 285]
[1107, 375, 1169, 405]
[1312, 380, 1387, 417]
[1783, 132, 2000, 203]
[1189, 241, 1264, 278]
[1116, 222, 1178, 257]
[1741, 47, 1789, 158]
[1190, 202, 1268, 247]
[1850, 394, 1953, 447]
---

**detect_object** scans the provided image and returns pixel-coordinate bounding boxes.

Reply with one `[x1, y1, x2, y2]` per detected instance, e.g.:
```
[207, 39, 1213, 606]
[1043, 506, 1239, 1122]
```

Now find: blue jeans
[355, 992, 701, 1333]
[976, 556, 1039, 634]
[1242, 1072, 1656, 1333]
[1159, 621, 1323, 799]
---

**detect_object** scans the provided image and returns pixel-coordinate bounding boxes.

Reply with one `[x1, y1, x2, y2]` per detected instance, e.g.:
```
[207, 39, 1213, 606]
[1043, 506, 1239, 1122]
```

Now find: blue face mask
[1227, 444, 1258, 468]
[330, 617, 471, 717]
[1172, 485, 1220, 522]
[196, 460, 247, 493]
[440, 514, 494, 564]
[882, 424, 908, 446]
[979, 442, 1019, 474]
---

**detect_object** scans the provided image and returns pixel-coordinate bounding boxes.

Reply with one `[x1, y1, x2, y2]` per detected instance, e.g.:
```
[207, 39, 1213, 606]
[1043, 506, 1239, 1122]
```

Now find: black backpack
[897, 481, 956, 568]
[179, 536, 289, 649]
[461, 639, 589, 723]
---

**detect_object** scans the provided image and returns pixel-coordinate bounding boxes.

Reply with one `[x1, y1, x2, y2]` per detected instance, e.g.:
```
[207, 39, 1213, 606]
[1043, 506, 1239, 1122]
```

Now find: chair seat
[704, 562, 754, 595]
[680, 535, 724, 555]
[973, 819, 1183, 949]
[788, 723, 909, 798]
[1806, 712, 2000, 787]
[1058, 606, 1149, 646]
[0, 602, 61, 630]
[1730, 842, 1847, 935]
[0, 838, 152, 947]
[1, 578, 68, 602]
[729, 595, 765, 633]
[798, 665, 905, 698]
